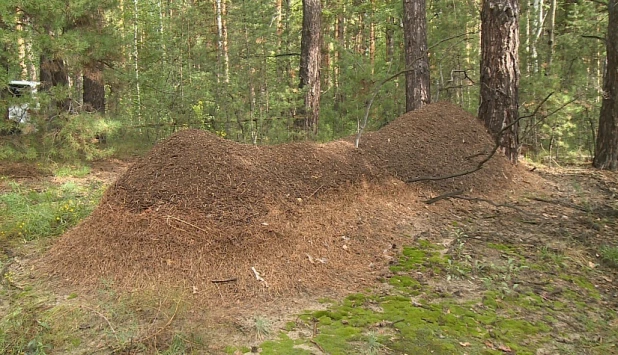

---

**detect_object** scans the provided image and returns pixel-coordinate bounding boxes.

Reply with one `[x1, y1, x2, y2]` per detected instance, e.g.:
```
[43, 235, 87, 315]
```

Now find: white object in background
[7, 80, 40, 124]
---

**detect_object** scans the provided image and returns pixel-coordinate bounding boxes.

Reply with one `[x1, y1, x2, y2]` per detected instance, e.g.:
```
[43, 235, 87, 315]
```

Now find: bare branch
[581, 35, 607, 43]
[425, 191, 533, 216]
[406, 92, 557, 183]
[520, 95, 578, 142]
[519, 92, 554, 120]
[355, 31, 478, 148]
[424, 190, 464, 204]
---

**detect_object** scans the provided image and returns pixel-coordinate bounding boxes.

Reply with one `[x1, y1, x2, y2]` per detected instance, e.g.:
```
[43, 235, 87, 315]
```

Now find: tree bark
[593, 0, 618, 170]
[39, 56, 69, 90]
[83, 65, 106, 113]
[547, 0, 556, 71]
[385, 17, 394, 64]
[479, 0, 521, 164]
[403, 0, 431, 112]
[299, 0, 322, 135]
[81, 8, 106, 114]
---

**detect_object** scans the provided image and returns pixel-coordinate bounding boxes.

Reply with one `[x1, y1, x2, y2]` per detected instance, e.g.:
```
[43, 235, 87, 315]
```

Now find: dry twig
[165, 215, 209, 233]
[81, 305, 119, 342]
[211, 277, 238, 283]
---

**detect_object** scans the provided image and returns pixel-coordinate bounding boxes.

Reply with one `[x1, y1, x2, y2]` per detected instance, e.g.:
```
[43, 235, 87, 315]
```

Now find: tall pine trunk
[403, 0, 430, 112]
[83, 65, 105, 113]
[479, 0, 521, 164]
[299, 0, 322, 135]
[40, 54, 70, 112]
[593, 0, 618, 170]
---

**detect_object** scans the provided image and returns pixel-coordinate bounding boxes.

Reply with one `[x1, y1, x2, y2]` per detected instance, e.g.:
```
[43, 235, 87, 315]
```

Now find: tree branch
[426, 192, 533, 216]
[355, 31, 478, 148]
[519, 92, 554, 120]
[581, 35, 607, 43]
[520, 95, 578, 142]
[406, 93, 554, 183]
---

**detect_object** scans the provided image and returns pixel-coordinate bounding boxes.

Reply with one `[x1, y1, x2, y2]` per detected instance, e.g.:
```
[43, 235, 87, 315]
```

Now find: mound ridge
[40, 102, 516, 304]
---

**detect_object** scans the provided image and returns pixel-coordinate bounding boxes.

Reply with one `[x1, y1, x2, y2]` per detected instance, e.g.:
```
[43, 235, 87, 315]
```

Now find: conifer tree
[479, 0, 521, 163]
[593, 0, 618, 170]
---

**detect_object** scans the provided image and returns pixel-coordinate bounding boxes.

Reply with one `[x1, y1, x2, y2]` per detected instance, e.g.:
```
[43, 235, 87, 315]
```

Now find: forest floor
[1, 103, 617, 354]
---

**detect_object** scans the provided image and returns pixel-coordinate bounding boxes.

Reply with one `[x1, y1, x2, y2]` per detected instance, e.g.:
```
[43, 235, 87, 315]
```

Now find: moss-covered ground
[250, 236, 618, 354]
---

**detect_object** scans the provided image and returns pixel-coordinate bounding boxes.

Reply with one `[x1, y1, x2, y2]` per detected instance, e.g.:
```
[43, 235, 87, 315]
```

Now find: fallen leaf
[459, 342, 470, 347]
[484, 341, 495, 349]
[588, 261, 597, 268]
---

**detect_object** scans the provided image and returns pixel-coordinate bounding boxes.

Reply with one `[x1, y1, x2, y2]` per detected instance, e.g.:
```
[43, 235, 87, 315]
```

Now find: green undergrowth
[0, 283, 201, 354]
[599, 245, 618, 269]
[51, 164, 92, 178]
[0, 180, 104, 243]
[254, 239, 618, 354]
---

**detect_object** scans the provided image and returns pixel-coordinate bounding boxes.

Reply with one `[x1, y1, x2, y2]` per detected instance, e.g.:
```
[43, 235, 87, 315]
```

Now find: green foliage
[0, 291, 89, 355]
[0, 0, 610, 164]
[599, 245, 618, 269]
[0, 180, 104, 241]
[52, 164, 92, 178]
[254, 316, 272, 340]
[40, 114, 119, 162]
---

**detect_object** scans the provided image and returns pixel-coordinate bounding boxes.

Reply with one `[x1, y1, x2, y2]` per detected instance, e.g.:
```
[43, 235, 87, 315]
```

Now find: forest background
[0, 0, 609, 164]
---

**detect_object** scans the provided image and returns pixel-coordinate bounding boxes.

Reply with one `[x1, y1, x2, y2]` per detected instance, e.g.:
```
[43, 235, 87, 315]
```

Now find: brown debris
[38, 102, 518, 306]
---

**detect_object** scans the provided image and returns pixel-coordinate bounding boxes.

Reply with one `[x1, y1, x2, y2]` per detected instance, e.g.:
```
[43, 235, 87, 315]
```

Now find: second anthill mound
[39, 102, 517, 305]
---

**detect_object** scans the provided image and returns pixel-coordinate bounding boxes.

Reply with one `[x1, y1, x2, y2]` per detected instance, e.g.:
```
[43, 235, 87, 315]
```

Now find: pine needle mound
[39, 102, 516, 304]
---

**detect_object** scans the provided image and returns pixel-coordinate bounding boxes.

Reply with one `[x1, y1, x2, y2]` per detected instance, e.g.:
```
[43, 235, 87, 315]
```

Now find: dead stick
[310, 339, 328, 354]
[424, 190, 464, 204]
[81, 306, 119, 342]
[407, 93, 554, 183]
[211, 277, 238, 283]
[165, 215, 208, 232]
[136, 298, 181, 343]
[527, 196, 590, 212]
[452, 195, 532, 216]
[308, 184, 324, 199]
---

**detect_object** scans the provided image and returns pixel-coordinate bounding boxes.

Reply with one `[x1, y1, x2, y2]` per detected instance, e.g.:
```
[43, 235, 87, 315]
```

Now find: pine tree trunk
[40, 54, 70, 112]
[547, 0, 556, 70]
[532, 0, 543, 73]
[593, 0, 618, 170]
[403, 0, 431, 112]
[83, 65, 106, 113]
[479, 0, 520, 164]
[385, 17, 394, 63]
[215, 0, 229, 83]
[132, 0, 142, 122]
[370, 0, 376, 74]
[299, 0, 322, 135]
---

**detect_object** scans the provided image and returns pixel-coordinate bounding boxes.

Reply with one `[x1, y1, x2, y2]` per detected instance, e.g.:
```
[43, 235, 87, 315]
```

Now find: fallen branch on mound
[425, 191, 532, 216]
[406, 93, 554, 183]
[211, 277, 238, 283]
[423, 190, 464, 204]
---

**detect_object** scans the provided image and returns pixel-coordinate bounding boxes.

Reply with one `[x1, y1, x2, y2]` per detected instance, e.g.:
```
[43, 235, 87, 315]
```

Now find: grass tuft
[254, 316, 271, 340]
[599, 245, 618, 269]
